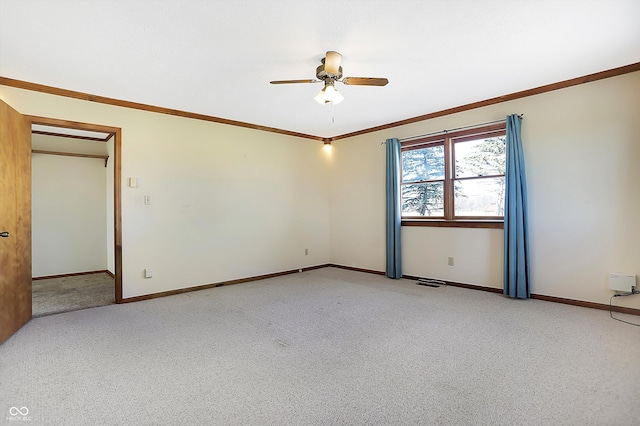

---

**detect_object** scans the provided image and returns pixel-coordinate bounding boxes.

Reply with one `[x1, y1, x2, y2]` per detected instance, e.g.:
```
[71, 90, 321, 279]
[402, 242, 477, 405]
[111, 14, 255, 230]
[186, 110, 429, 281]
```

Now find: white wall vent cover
[609, 273, 636, 292]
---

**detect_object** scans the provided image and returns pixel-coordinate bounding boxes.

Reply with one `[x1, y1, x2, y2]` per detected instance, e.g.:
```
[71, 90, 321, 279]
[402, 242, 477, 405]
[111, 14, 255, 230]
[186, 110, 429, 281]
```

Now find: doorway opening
[27, 116, 122, 316]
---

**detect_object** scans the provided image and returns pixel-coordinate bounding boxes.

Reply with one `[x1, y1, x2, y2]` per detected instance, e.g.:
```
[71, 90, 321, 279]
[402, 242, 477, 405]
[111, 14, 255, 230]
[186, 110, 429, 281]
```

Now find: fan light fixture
[314, 80, 344, 105]
[270, 51, 388, 106]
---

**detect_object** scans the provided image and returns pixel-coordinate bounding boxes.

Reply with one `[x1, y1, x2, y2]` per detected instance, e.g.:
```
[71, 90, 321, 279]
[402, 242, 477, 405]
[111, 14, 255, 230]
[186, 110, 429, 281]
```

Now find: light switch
[144, 195, 151, 205]
[129, 177, 138, 188]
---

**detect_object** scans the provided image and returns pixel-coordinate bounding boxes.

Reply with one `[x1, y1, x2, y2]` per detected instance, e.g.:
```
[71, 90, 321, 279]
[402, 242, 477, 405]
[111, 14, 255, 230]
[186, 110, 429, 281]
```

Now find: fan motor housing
[316, 64, 343, 80]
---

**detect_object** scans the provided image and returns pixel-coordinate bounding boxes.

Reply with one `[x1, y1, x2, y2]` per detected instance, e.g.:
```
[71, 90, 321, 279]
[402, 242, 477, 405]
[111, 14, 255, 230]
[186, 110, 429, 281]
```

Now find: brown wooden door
[0, 98, 32, 344]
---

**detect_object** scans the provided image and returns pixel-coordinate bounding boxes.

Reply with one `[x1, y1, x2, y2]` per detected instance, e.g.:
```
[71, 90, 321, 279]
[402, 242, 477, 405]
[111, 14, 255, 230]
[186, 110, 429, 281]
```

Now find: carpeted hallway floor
[32, 272, 115, 317]
[3, 267, 640, 425]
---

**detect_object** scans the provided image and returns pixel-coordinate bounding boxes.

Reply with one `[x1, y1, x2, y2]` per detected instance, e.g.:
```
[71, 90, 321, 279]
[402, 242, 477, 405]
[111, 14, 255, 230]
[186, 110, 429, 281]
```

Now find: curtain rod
[381, 114, 524, 144]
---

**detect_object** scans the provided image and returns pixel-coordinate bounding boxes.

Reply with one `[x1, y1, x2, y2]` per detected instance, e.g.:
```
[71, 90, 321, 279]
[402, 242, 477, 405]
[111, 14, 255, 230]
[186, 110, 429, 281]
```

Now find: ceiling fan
[270, 51, 389, 105]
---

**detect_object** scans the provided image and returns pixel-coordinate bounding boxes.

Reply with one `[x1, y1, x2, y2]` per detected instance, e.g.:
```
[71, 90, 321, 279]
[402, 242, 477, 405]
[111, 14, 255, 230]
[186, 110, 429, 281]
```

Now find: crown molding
[2, 61, 639, 143]
[0, 76, 324, 142]
[329, 62, 640, 141]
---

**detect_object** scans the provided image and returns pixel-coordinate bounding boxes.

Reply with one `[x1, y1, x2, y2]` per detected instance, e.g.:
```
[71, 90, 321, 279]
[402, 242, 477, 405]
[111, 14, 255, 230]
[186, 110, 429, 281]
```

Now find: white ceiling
[1, 0, 638, 138]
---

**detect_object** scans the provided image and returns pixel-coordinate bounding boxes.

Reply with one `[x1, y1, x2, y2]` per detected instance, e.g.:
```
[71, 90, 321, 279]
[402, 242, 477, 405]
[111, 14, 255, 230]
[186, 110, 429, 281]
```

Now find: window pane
[402, 182, 444, 216]
[455, 136, 506, 178]
[454, 177, 505, 217]
[402, 145, 445, 182]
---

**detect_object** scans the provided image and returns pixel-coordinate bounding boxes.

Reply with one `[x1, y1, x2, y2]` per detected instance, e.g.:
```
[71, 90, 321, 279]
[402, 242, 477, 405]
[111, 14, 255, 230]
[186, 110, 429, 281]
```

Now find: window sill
[401, 219, 504, 229]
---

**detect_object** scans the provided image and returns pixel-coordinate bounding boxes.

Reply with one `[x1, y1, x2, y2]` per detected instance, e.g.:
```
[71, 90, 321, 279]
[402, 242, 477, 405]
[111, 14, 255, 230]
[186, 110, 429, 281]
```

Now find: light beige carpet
[4, 268, 639, 424]
[32, 272, 115, 317]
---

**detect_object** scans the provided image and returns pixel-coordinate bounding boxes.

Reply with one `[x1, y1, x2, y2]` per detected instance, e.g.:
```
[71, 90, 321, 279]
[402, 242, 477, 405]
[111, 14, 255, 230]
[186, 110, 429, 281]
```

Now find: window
[401, 123, 506, 227]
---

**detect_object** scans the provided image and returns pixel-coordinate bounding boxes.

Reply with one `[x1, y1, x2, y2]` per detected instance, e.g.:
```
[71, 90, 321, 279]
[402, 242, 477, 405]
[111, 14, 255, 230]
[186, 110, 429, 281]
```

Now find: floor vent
[416, 279, 446, 288]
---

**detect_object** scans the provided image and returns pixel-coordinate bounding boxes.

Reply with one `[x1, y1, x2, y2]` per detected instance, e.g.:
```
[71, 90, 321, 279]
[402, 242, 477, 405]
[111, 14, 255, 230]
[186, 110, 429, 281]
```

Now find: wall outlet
[448, 257, 454, 266]
[144, 268, 153, 278]
[144, 195, 151, 205]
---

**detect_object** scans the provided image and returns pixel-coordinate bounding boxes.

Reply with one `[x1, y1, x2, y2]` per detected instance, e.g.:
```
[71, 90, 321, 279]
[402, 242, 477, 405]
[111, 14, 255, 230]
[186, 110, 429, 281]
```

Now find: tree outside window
[401, 124, 506, 224]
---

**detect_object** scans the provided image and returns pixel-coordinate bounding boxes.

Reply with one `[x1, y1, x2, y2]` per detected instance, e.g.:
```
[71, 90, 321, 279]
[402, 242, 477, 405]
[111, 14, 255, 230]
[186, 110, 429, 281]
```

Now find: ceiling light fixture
[271, 51, 389, 106]
[313, 79, 344, 105]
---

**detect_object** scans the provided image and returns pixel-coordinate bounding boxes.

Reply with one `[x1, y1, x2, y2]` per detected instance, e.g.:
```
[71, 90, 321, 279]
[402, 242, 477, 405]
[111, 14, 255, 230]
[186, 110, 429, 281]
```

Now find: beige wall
[31, 153, 108, 276]
[330, 71, 640, 310]
[1, 86, 331, 298]
[2, 70, 639, 310]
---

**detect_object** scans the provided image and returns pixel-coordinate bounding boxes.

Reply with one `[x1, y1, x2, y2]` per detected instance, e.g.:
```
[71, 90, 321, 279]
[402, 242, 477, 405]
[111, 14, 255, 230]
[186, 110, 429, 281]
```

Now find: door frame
[28, 115, 123, 302]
